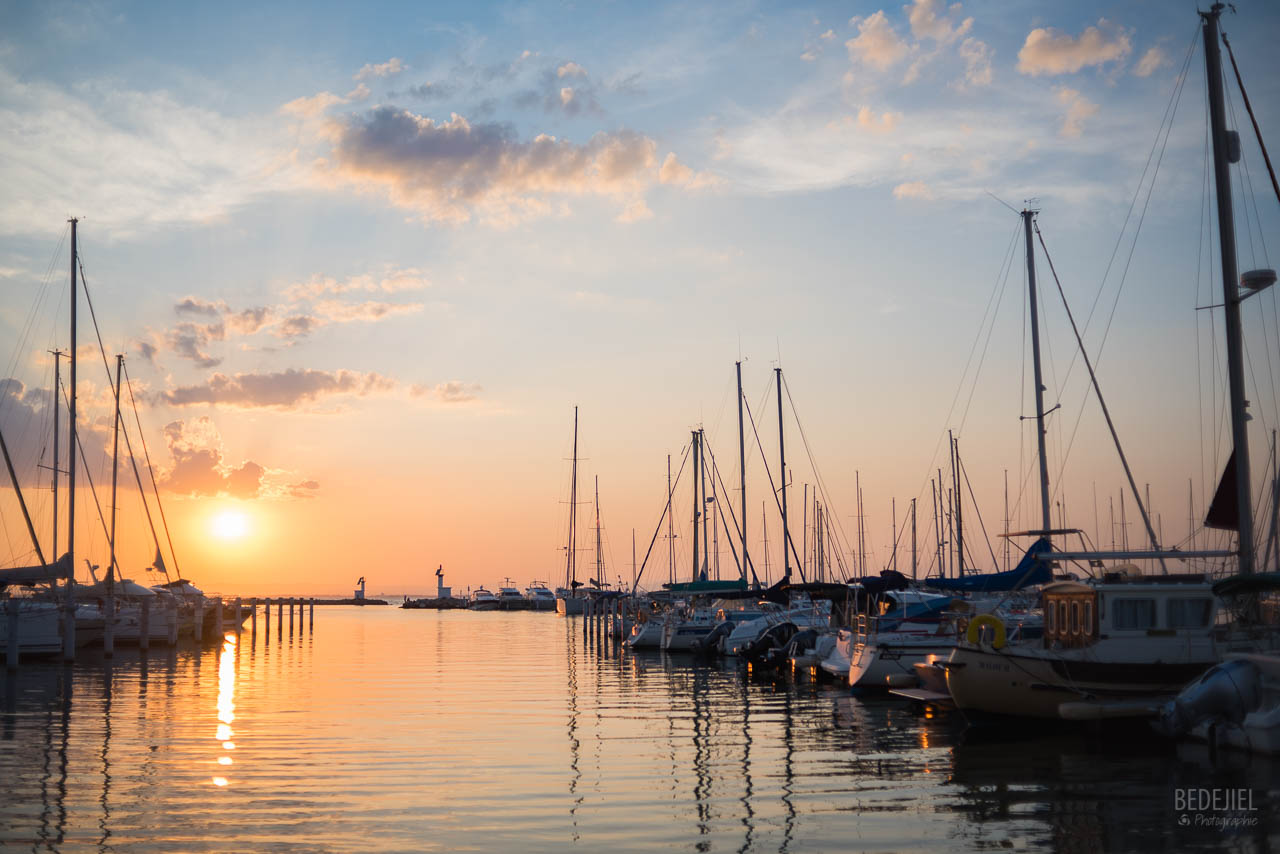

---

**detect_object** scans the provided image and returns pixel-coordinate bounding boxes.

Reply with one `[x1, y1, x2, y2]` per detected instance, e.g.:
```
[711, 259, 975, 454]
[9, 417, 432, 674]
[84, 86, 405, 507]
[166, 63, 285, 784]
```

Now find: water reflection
[214, 632, 238, 785]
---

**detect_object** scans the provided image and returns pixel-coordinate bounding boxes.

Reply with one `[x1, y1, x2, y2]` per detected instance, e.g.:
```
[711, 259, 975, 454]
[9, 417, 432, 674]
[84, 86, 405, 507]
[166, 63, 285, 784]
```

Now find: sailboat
[556, 407, 586, 615]
[945, 3, 1278, 722]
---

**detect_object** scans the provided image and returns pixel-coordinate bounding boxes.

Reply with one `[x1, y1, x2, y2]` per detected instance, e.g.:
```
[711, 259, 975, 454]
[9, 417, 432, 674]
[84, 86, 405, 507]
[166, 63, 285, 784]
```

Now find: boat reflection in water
[0, 610, 1277, 852]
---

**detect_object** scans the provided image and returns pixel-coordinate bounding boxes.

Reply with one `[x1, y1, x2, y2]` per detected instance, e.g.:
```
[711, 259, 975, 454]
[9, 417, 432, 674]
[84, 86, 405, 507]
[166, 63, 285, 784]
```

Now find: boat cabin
[1042, 576, 1217, 650]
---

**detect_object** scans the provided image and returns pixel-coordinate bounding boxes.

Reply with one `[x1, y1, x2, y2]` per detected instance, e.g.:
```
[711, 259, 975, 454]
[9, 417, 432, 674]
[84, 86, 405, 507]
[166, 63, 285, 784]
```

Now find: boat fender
[965, 614, 1006, 649]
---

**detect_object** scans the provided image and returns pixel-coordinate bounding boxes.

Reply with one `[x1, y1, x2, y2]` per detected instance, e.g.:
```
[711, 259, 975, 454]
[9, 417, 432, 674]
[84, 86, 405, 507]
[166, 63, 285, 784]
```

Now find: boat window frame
[1069, 601, 1080, 635]
[1110, 597, 1158, 631]
[1167, 597, 1214, 630]
[1082, 601, 1093, 638]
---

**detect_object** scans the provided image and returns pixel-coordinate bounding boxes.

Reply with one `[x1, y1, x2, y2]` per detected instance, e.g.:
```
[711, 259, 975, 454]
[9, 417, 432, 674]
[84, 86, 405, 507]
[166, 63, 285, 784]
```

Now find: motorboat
[524, 583, 557, 610]
[1154, 653, 1280, 755]
[469, 588, 500, 610]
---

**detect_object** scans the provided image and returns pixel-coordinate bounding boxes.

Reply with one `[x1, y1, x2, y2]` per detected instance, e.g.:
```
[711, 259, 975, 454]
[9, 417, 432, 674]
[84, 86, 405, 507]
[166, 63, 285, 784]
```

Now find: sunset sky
[3, 1, 1280, 596]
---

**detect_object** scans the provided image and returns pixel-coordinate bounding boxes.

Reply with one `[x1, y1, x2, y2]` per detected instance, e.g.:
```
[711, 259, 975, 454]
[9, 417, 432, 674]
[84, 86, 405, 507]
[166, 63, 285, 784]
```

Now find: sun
[211, 510, 251, 541]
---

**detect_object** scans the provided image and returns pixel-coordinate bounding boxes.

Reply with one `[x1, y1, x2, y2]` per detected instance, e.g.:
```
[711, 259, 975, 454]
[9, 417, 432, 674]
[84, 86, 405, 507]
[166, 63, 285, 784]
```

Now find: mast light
[1242, 269, 1277, 292]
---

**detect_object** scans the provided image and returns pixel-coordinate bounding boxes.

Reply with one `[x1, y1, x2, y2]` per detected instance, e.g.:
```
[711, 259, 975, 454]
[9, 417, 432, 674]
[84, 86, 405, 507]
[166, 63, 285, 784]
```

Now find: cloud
[846, 11, 909, 70]
[319, 107, 659, 224]
[892, 181, 934, 200]
[166, 321, 225, 367]
[657, 152, 720, 189]
[355, 57, 407, 81]
[346, 83, 372, 102]
[855, 107, 900, 133]
[175, 297, 227, 316]
[557, 62, 588, 78]
[160, 416, 315, 500]
[410, 381, 481, 403]
[313, 300, 424, 323]
[616, 198, 653, 223]
[0, 70, 302, 239]
[281, 91, 348, 120]
[956, 37, 993, 88]
[284, 268, 430, 301]
[160, 368, 396, 409]
[1055, 87, 1098, 137]
[1134, 46, 1167, 78]
[906, 0, 972, 45]
[1017, 20, 1131, 76]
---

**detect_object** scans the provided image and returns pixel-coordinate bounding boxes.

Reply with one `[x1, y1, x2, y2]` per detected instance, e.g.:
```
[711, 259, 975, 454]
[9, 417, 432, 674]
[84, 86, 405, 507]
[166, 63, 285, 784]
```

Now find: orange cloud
[161, 369, 396, 409]
[1017, 20, 1131, 76]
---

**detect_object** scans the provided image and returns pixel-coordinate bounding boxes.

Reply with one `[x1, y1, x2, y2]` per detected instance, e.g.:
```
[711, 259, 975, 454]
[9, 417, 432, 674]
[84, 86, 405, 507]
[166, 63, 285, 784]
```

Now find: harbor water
[2, 607, 1278, 852]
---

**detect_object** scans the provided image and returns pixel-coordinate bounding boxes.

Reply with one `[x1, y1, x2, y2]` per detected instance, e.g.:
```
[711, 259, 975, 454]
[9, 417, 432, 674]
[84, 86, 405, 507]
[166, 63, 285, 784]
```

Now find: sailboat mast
[567, 406, 578, 590]
[1203, 3, 1255, 575]
[776, 368, 790, 580]
[667, 454, 674, 584]
[64, 218, 78, 658]
[50, 350, 61, 561]
[594, 475, 602, 585]
[109, 355, 122, 585]
[691, 430, 700, 582]
[911, 497, 917, 579]
[699, 428, 709, 577]
[736, 361, 749, 585]
[1022, 208, 1054, 537]
[951, 432, 964, 574]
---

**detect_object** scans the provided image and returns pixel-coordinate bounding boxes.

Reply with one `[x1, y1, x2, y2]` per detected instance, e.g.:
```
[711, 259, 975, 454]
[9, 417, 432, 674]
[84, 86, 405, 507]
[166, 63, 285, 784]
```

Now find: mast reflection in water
[0, 609, 1275, 852]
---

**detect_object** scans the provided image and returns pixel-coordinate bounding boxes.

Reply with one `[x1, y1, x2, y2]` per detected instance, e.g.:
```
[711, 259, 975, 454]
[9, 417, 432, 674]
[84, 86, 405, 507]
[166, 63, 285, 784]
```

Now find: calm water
[2, 607, 1278, 853]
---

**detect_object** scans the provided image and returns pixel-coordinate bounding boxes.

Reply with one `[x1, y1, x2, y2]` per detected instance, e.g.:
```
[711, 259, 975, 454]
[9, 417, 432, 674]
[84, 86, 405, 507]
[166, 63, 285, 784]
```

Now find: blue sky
[2, 0, 1279, 592]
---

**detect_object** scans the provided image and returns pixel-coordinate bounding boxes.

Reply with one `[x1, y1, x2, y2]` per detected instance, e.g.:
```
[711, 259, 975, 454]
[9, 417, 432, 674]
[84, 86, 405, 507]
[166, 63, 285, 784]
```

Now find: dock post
[194, 595, 204, 642]
[288, 598, 295, 635]
[167, 600, 178, 645]
[276, 599, 283, 636]
[6, 599, 18, 670]
[234, 598, 242, 633]
[139, 598, 150, 651]
[251, 599, 258, 635]
[214, 596, 224, 638]
[309, 599, 314, 631]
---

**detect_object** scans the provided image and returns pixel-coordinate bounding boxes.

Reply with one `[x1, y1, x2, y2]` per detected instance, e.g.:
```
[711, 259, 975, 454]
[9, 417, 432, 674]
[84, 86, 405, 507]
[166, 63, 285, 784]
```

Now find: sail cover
[927, 537, 1052, 593]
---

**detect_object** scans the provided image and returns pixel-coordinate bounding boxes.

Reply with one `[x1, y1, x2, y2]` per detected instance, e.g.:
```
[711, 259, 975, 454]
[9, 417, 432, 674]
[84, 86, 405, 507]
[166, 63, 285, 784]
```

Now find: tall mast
[691, 430, 700, 582]
[932, 478, 941, 578]
[1022, 208, 1054, 538]
[736, 361, 749, 585]
[951, 431, 964, 574]
[775, 368, 790, 580]
[594, 475, 602, 585]
[64, 218, 78, 659]
[891, 497, 897, 573]
[910, 497, 917, 579]
[566, 406, 578, 590]
[699, 428, 710, 578]
[109, 355, 123, 582]
[1203, 3, 1255, 575]
[49, 350, 61, 560]
[667, 454, 674, 584]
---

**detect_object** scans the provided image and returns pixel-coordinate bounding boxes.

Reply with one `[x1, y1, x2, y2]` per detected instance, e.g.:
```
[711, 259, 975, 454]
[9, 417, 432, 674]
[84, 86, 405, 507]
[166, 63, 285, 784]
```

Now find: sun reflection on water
[212, 633, 238, 787]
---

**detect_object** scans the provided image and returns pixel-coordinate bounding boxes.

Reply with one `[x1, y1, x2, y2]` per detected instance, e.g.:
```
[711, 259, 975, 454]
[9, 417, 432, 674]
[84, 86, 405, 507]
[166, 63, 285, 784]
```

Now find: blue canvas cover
[926, 537, 1052, 593]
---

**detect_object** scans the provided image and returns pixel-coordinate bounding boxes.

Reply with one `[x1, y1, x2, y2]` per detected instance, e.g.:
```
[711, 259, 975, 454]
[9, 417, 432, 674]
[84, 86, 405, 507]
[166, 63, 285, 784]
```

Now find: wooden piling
[288, 598, 295, 634]
[139, 598, 150, 651]
[276, 599, 283, 635]
[234, 598, 242, 633]
[309, 598, 314, 631]
[215, 596, 224, 637]
[6, 598, 18, 670]
[251, 598, 258, 635]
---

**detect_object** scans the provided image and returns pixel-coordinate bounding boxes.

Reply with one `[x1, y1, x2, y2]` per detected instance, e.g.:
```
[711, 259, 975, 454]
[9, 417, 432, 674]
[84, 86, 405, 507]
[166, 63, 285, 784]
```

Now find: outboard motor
[1154, 658, 1261, 737]
[691, 621, 734, 659]
[782, 629, 820, 662]
[743, 622, 797, 668]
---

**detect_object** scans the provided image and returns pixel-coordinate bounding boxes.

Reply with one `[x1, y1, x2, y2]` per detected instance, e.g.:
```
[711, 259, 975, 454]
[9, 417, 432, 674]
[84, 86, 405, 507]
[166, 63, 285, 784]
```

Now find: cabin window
[1046, 602, 1056, 633]
[1111, 598, 1156, 630]
[1167, 598, 1213, 629]
[1058, 602, 1068, 635]
[1070, 602, 1080, 634]
[1082, 602, 1093, 636]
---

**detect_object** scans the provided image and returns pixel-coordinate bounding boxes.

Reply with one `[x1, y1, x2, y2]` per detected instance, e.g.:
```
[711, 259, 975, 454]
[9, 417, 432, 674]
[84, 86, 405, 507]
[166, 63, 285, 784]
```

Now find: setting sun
[211, 510, 250, 541]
